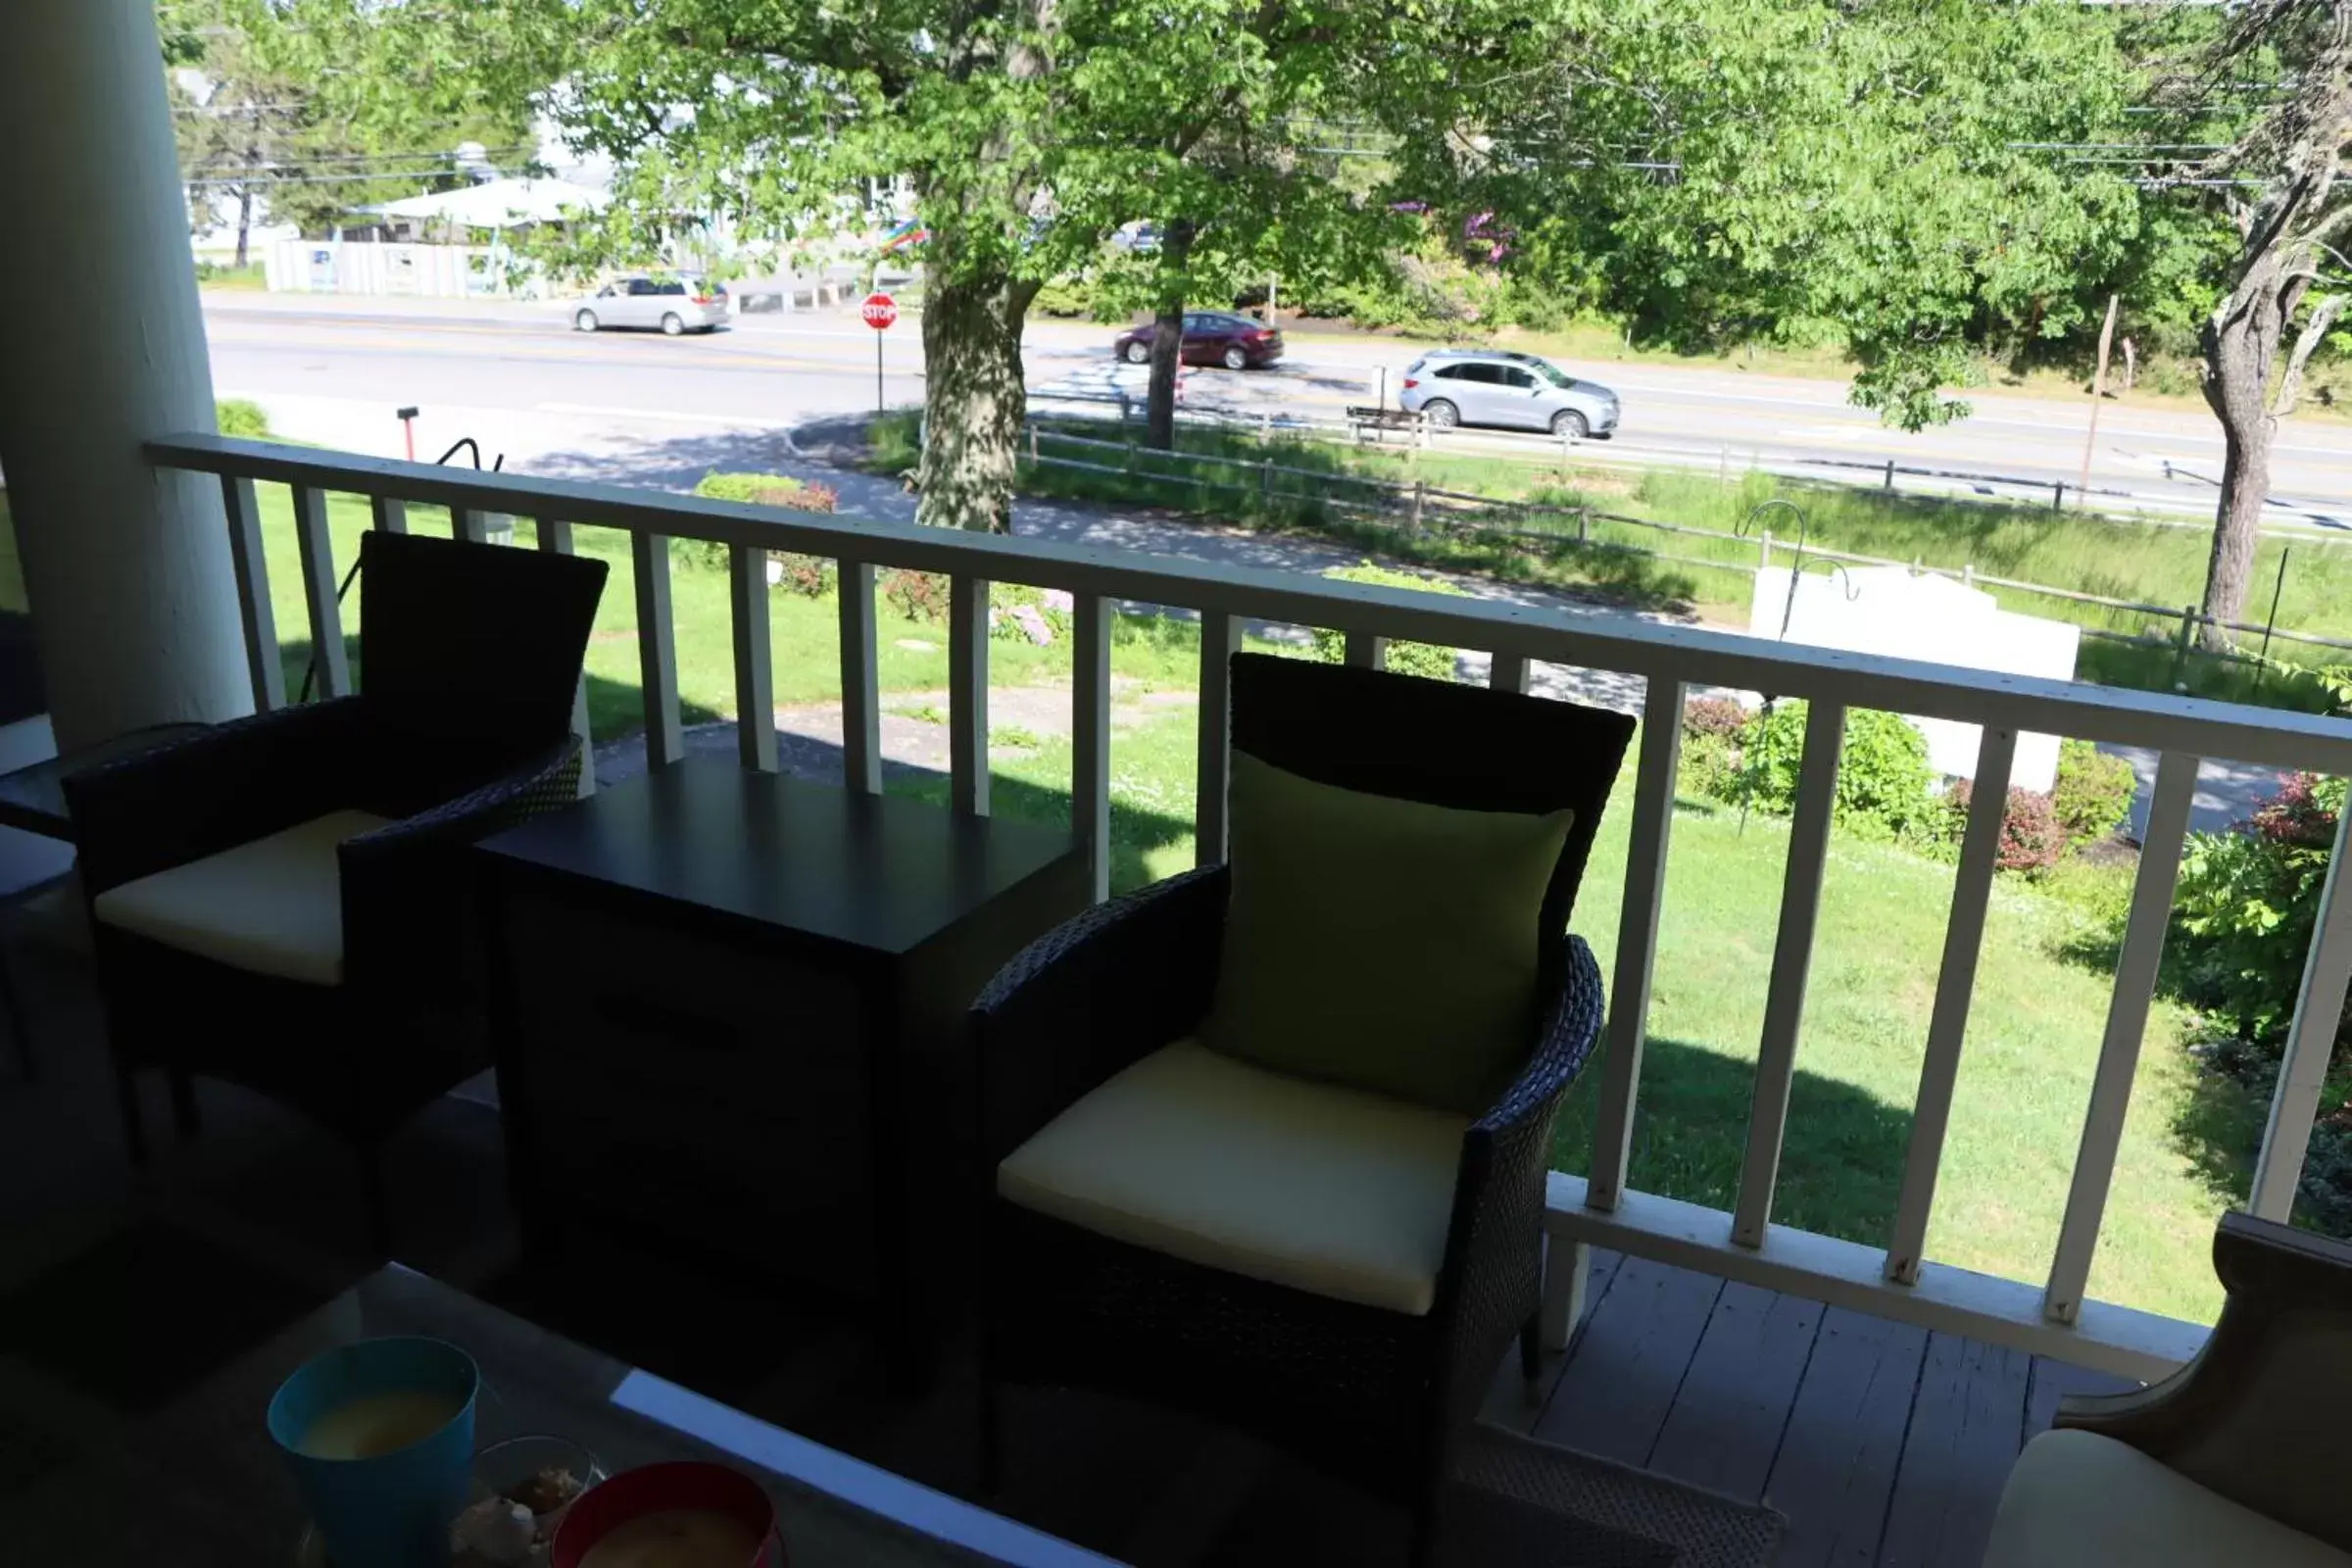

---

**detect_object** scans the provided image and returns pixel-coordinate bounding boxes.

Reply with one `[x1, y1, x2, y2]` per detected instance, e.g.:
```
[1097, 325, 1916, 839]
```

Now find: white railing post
[1345, 630, 1388, 670]
[536, 517, 595, 796]
[839, 561, 882, 795]
[219, 474, 284, 711]
[369, 495, 409, 535]
[452, 506, 489, 545]
[289, 484, 351, 701]
[630, 532, 682, 769]
[1885, 725, 2018, 1284]
[2251, 794, 2352, 1220]
[1733, 699, 1846, 1248]
[1491, 653, 1532, 695]
[951, 574, 991, 815]
[729, 545, 777, 773]
[1072, 594, 1112, 903]
[2044, 751, 2199, 1321]
[1588, 679, 1686, 1213]
[1196, 612, 1237, 866]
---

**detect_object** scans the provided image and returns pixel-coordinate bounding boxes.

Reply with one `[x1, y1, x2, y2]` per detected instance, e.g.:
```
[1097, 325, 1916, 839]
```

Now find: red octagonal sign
[860, 291, 899, 330]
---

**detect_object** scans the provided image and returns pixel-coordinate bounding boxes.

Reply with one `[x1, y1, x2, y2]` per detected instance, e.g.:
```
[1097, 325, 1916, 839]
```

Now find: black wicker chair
[972, 652, 1634, 1562]
[66, 530, 608, 1254]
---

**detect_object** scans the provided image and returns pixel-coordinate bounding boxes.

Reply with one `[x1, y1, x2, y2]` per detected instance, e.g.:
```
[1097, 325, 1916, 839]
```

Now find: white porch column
[0, 0, 249, 750]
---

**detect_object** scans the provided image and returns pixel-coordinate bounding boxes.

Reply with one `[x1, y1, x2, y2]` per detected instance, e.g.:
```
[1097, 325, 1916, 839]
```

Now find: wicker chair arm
[337, 738, 582, 995]
[64, 699, 370, 896]
[971, 865, 1229, 1163]
[1431, 935, 1606, 1427]
[1478, 934, 1609, 1141]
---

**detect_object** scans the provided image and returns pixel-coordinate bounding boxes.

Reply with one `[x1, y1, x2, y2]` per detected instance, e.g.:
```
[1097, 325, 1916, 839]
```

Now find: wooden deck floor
[1489, 1250, 2142, 1568]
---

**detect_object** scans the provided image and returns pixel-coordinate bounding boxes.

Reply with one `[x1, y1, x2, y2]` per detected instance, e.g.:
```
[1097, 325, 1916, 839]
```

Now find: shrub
[1308, 561, 1465, 682]
[772, 555, 834, 598]
[2052, 738, 2136, 849]
[694, 471, 838, 512]
[1738, 701, 1937, 842]
[2174, 772, 2347, 1052]
[1683, 695, 1748, 740]
[690, 471, 840, 574]
[881, 568, 949, 624]
[217, 399, 270, 438]
[1948, 780, 2067, 873]
[1678, 694, 1751, 801]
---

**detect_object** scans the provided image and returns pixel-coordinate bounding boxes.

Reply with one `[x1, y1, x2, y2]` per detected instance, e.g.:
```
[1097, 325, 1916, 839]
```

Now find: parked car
[1396, 349, 1619, 437]
[1112, 311, 1284, 370]
[572, 276, 730, 335]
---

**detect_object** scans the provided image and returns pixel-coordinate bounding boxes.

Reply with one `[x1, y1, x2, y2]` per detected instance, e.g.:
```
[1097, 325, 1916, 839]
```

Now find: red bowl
[550, 1461, 780, 1568]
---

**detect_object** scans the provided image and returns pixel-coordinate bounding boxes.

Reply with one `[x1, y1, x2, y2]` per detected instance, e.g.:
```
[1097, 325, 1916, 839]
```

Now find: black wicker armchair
[972, 652, 1634, 1562]
[65, 529, 608, 1254]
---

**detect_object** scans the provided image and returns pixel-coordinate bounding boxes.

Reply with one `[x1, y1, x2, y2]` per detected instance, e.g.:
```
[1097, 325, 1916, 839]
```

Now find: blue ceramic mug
[268, 1336, 480, 1568]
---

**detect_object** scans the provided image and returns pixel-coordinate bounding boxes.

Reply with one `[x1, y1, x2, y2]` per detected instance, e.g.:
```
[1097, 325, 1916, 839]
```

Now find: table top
[7, 1264, 1119, 1567]
[477, 758, 1083, 957]
[0, 719, 210, 841]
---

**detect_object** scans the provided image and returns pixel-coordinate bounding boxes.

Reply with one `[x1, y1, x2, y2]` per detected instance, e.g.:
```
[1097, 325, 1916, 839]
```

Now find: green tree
[2190, 0, 2352, 646]
[1054, 4, 1406, 449]
[163, 0, 543, 251]
[426, 0, 1428, 527]
[1380, 0, 2146, 430]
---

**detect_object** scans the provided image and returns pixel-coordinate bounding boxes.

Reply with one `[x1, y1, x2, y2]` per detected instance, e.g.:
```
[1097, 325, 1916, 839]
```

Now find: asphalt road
[202, 292, 2352, 532]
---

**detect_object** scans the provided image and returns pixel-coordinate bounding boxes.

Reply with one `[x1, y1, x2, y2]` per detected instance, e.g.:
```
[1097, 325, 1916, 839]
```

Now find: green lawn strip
[887, 407, 2349, 710]
[251, 491, 1210, 737]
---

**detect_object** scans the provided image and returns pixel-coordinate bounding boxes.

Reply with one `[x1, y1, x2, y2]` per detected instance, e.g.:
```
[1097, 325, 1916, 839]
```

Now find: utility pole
[2076, 294, 2119, 509]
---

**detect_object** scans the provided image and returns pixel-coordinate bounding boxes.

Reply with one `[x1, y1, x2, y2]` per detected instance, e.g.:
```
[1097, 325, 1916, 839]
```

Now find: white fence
[147, 432, 2352, 1380]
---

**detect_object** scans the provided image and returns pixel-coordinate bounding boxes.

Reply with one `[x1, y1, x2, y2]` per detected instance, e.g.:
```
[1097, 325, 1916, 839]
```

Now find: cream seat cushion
[92, 809, 392, 987]
[1984, 1429, 2352, 1568]
[996, 1039, 1468, 1316]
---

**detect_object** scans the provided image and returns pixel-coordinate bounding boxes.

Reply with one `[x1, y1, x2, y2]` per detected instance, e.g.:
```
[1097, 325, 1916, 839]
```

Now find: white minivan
[572, 276, 731, 335]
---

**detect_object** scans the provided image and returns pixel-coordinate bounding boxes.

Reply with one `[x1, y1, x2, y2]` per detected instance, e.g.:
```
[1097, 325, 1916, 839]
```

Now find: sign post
[860, 291, 899, 414]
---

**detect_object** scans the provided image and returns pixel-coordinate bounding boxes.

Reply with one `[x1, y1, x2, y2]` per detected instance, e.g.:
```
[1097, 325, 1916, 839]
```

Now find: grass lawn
[248, 490, 1217, 734]
[922, 410, 2352, 710]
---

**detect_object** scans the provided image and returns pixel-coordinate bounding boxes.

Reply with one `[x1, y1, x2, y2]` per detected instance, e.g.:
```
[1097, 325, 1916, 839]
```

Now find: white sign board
[1747, 565, 2079, 793]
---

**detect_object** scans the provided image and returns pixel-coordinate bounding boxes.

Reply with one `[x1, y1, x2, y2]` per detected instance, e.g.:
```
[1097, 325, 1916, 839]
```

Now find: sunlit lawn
[253, 490, 1211, 734]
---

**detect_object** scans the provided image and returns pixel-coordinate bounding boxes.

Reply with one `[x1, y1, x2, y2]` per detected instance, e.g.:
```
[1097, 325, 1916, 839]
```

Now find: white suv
[1397, 350, 1620, 437]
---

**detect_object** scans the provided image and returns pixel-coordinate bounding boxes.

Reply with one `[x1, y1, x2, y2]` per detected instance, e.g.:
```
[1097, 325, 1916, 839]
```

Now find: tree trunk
[2197, 260, 2289, 649]
[915, 267, 1034, 533]
[234, 183, 253, 270]
[1145, 220, 1197, 451]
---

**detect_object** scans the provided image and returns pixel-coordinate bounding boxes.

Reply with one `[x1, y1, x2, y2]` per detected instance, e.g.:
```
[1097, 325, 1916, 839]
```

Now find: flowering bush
[1947, 781, 2066, 873]
[2175, 772, 2348, 1051]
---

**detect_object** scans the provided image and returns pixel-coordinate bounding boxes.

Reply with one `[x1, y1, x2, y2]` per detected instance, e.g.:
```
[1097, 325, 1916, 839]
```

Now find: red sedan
[1113, 311, 1285, 370]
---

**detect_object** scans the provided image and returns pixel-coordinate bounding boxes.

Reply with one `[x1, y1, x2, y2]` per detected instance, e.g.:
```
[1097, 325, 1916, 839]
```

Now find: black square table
[476, 758, 1089, 1347]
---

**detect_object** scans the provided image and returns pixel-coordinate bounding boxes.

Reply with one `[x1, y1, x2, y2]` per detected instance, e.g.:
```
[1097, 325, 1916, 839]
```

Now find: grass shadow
[1552, 1034, 1915, 1248]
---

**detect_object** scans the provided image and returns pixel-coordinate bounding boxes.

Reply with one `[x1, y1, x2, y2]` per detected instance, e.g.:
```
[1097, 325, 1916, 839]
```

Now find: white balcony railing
[148, 432, 2352, 1380]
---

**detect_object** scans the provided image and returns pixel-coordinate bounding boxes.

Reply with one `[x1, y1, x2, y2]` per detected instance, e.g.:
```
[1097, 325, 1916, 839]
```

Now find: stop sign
[860, 291, 899, 330]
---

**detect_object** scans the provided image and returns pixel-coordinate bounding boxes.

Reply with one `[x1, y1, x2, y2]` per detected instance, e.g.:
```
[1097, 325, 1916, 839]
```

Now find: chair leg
[114, 1062, 150, 1167]
[358, 1143, 394, 1261]
[168, 1068, 202, 1140]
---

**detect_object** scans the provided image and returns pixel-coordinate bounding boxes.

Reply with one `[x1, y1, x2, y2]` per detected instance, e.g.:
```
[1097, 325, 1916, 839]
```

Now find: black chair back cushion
[1226, 652, 1635, 941]
[358, 530, 608, 747]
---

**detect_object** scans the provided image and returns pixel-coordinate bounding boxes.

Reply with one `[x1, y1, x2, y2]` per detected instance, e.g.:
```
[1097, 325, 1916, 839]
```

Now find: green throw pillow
[1198, 751, 1574, 1115]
